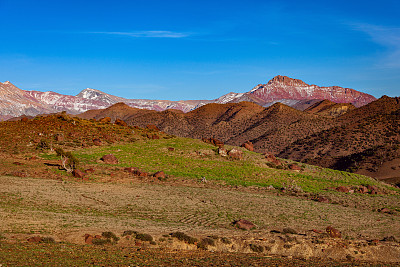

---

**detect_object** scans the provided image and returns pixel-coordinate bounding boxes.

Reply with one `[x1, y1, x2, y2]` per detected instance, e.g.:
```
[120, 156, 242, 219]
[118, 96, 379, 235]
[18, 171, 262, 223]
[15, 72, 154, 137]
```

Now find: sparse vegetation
[1, 111, 400, 264]
[249, 244, 264, 253]
[102, 231, 119, 242]
[197, 237, 215, 250]
[55, 148, 79, 172]
[170, 232, 198, 244]
[135, 233, 153, 242]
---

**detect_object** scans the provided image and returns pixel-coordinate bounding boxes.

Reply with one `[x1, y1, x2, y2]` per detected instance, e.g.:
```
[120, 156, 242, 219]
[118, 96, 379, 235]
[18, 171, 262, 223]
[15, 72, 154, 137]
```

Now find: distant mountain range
[0, 75, 376, 120]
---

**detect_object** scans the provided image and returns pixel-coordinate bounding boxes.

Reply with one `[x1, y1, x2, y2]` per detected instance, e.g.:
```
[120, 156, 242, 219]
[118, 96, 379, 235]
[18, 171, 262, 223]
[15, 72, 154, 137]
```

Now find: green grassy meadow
[42, 136, 386, 193]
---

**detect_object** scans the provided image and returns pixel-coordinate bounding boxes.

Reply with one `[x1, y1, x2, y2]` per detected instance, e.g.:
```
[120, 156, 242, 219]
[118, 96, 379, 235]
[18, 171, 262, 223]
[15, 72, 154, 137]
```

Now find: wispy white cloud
[92, 30, 190, 38]
[350, 23, 400, 68]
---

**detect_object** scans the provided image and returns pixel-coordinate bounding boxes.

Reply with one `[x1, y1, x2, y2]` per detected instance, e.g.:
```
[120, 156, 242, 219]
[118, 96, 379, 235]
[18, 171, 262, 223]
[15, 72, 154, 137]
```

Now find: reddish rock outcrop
[202, 138, 224, 148]
[314, 196, 330, 203]
[27, 236, 43, 243]
[153, 171, 166, 179]
[335, 186, 350, 193]
[100, 154, 118, 164]
[99, 117, 111, 123]
[264, 152, 282, 166]
[115, 118, 128, 127]
[289, 164, 301, 171]
[149, 134, 160, 140]
[228, 148, 243, 160]
[84, 234, 94, 244]
[241, 141, 254, 151]
[72, 169, 86, 178]
[326, 226, 341, 238]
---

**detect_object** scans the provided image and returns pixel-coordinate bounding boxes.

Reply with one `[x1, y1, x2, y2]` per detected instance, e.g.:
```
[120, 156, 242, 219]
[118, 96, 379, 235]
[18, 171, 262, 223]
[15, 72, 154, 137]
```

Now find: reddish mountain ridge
[240, 75, 376, 108]
[0, 76, 376, 120]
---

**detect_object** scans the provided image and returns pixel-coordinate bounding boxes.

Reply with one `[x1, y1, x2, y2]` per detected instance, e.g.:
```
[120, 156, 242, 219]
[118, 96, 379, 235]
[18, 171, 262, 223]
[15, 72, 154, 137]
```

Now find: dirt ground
[1, 175, 400, 263]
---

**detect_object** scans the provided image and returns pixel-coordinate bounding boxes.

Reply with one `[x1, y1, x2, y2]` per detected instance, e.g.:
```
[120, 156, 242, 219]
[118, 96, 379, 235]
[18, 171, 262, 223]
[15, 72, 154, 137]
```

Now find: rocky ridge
[0, 75, 376, 120]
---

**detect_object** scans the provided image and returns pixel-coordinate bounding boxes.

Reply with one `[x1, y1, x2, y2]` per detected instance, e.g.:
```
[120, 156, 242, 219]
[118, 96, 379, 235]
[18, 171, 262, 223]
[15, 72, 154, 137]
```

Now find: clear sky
[0, 0, 399, 100]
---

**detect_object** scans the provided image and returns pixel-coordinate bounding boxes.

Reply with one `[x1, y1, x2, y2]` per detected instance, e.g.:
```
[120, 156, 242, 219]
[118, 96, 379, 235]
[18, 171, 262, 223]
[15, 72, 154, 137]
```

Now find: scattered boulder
[367, 185, 379, 194]
[264, 152, 282, 166]
[84, 234, 94, 244]
[133, 170, 148, 177]
[153, 171, 166, 180]
[326, 226, 341, 238]
[218, 147, 228, 157]
[146, 124, 160, 131]
[167, 147, 175, 151]
[202, 138, 224, 148]
[358, 185, 369, 194]
[335, 186, 350, 193]
[114, 118, 128, 127]
[289, 164, 301, 171]
[100, 154, 119, 164]
[233, 219, 256, 230]
[228, 148, 243, 160]
[241, 141, 254, 151]
[27, 236, 42, 243]
[99, 117, 111, 123]
[13, 162, 24, 165]
[314, 196, 330, 203]
[93, 138, 102, 146]
[146, 133, 160, 139]
[72, 169, 86, 178]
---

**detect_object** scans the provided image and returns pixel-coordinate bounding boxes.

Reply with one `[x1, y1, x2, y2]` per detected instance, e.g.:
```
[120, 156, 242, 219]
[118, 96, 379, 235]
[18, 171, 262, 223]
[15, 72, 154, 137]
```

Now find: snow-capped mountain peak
[0, 75, 377, 120]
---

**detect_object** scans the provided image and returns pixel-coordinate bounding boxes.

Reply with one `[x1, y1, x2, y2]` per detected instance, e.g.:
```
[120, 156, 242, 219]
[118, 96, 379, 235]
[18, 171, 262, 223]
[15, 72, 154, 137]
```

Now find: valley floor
[1, 175, 400, 265]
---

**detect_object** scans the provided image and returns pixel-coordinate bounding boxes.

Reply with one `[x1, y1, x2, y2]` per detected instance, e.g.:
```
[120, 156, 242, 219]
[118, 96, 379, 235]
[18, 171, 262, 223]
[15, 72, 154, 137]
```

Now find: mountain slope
[279, 96, 400, 181]
[304, 99, 356, 118]
[78, 101, 335, 154]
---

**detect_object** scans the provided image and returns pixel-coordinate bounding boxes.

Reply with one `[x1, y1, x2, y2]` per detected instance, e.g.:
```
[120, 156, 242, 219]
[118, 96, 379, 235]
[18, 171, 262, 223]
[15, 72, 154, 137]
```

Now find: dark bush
[135, 233, 153, 242]
[122, 230, 138, 237]
[102, 231, 119, 242]
[197, 237, 215, 250]
[170, 232, 198, 244]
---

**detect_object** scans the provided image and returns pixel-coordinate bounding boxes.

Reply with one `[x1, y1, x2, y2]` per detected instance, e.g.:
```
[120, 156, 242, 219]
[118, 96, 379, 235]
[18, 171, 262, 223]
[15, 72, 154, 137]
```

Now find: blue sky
[0, 0, 399, 100]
